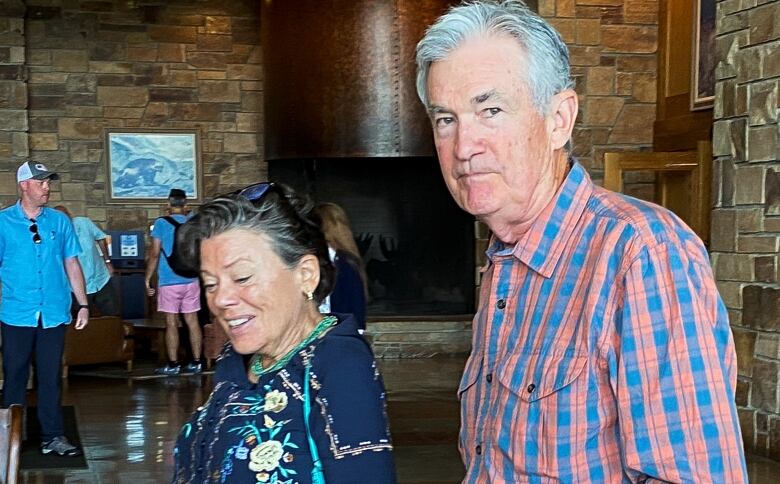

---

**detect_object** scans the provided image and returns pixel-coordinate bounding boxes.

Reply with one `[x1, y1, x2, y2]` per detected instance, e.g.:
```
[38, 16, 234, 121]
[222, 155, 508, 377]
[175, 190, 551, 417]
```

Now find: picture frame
[691, 0, 716, 110]
[105, 128, 202, 204]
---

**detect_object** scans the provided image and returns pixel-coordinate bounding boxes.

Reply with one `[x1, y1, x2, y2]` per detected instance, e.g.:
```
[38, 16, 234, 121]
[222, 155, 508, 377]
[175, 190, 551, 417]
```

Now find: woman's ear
[296, 254, 321, 297]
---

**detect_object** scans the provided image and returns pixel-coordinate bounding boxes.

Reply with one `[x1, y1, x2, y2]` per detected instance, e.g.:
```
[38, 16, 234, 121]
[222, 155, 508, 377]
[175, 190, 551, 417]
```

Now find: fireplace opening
[270, 158, 476, 317]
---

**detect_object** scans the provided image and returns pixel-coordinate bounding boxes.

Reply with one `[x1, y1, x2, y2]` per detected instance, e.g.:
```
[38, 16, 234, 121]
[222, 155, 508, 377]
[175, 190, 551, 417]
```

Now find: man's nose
[454, 120, 484, 161]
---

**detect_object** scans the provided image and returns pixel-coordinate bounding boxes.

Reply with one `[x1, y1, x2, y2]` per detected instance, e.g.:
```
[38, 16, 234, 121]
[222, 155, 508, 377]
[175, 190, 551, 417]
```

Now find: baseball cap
[168, 188, 186, 198]
[17, 161, 59, 182]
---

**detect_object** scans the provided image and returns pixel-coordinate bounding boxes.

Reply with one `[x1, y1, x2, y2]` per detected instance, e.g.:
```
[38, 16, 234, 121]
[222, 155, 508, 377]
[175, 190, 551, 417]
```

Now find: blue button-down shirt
[0, 201, 82, 328]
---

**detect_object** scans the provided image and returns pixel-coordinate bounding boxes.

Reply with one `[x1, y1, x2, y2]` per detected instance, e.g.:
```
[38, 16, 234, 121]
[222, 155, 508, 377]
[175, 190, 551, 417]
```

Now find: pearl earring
[306, 291, 313, 301]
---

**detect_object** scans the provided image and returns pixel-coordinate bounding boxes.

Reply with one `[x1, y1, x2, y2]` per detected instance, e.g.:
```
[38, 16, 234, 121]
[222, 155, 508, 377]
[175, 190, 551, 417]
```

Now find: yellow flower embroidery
[256, 471, 270, 482]
[263, 415, 276, 428]
[263, 390, 288, 413]
[248, 440, 284, 472]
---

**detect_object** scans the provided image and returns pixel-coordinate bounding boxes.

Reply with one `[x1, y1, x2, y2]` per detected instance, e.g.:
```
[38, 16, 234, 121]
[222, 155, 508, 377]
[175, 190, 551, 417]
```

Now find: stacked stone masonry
[713, 0, 780, 460]
[540, 0, 659, 198]
[1, 0, 264, 229]
[0, 11, 28, 191]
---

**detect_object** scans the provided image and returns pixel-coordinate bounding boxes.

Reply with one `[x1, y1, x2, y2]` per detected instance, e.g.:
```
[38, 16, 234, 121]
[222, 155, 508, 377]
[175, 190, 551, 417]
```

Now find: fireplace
[270, 158, 475, 317]
[262, 0, 476, 326]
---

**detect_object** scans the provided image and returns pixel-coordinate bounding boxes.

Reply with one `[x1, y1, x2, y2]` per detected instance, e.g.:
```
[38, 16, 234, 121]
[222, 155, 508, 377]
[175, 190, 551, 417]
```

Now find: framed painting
[105, 129, 202, 203]
[691, 0, 716, 110]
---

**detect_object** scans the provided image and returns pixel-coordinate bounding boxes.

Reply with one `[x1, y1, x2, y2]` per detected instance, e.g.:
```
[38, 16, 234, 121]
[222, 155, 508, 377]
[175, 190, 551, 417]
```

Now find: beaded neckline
[249, 315, 338, 378]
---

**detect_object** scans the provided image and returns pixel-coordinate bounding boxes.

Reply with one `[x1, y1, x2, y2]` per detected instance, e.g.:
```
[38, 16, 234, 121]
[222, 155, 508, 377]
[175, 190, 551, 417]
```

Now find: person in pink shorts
[144, 188, 203, 375]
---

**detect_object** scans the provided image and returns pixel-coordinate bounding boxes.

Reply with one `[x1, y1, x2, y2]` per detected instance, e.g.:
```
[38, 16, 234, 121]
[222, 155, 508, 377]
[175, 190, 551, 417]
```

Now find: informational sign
[120, 234, 139, 257]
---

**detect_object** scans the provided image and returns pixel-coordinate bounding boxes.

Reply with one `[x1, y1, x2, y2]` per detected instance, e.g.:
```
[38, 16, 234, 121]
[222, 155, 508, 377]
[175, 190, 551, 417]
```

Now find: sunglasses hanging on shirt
[29, 220, 41, 244]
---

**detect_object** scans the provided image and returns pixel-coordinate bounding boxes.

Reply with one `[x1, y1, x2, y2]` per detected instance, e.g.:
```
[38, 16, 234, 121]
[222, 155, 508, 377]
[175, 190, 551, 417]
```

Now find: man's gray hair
[415, 0, 574, 114]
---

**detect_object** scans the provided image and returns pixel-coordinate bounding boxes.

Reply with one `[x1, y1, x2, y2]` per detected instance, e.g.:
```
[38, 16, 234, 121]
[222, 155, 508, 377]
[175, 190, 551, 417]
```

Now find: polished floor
[13, 357, 780, 483]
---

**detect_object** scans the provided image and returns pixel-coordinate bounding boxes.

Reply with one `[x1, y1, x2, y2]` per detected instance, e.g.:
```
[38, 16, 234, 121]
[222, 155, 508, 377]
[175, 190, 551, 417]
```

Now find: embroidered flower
[235, 445, 249, 460]
[249, 440, 284, 472]
[283, 452, 294, 463]
[246, 435, 257, 445]
[264, 415, 276, 429]
[256, 471, 270, 482]
[263, 390, 288, 413]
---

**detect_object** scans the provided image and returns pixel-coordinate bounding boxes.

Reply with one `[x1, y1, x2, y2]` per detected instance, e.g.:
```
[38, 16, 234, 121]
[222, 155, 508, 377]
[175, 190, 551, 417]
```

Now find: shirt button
[475, 444, 482, 455]
[527, 383, 536, 393]
[486, 373, 493, 383]
[496, 299, 506, 309]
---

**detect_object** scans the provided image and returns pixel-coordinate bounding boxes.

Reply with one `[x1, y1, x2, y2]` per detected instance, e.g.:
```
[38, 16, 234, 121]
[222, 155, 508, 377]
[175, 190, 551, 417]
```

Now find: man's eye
[484, 107, 502, 117]
[434, 116, 455, 127]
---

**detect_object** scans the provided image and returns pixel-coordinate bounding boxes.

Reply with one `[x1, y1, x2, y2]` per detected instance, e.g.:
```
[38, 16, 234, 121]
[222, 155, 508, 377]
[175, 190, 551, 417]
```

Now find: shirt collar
[486, 161, 593, 278]
[13, 200, 47, 221]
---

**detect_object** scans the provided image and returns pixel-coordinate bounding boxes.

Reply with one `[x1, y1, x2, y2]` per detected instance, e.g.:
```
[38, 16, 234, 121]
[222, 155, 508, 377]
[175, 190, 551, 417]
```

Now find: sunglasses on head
[234, 182, 277, 202]
[29, 220, 41, 244]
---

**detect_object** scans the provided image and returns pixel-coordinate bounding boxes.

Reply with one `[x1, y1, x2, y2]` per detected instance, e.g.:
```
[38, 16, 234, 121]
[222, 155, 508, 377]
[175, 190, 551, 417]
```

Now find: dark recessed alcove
[270, 158, 475, 317]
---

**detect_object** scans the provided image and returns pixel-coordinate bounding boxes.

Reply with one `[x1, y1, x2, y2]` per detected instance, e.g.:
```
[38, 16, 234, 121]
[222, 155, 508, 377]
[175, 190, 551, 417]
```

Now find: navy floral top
[172, 314, 396, 483]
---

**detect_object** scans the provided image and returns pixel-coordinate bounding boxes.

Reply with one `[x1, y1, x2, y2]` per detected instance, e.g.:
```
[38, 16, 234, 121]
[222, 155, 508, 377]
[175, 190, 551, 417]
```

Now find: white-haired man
[416, 1, 746, 481]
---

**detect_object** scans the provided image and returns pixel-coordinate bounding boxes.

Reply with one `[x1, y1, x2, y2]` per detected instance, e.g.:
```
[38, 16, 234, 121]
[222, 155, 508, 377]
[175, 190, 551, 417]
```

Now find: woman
[313, 203, 368, 330]
[172, 183, 396, 483]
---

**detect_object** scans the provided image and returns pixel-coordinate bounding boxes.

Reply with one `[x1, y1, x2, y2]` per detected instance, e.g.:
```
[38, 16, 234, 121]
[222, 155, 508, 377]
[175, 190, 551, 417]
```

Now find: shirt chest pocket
[495, 348, 590, 476]
[498, 349, 588, 403]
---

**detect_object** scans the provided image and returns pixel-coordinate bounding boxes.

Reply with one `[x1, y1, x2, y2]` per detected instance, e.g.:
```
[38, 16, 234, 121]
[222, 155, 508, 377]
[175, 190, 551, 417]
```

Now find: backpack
[160, 216, 198, 278]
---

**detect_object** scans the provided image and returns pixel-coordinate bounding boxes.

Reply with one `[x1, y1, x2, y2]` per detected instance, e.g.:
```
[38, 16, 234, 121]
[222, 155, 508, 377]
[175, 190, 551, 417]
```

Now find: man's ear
[547, 89, 578, 151]
[296, 254, 321, 297]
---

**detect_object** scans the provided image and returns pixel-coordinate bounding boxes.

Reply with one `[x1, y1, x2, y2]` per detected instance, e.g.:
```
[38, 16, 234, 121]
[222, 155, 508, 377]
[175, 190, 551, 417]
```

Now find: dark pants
[1, 320, 67, 441]
[71, 276, 120, 317]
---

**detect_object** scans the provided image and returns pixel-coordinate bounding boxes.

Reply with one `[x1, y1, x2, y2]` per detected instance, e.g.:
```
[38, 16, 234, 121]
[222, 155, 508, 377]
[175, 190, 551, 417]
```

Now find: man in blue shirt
[54, 206, 119, 317]
[0, 161, 90, 457]
[145, 189, 203, 375]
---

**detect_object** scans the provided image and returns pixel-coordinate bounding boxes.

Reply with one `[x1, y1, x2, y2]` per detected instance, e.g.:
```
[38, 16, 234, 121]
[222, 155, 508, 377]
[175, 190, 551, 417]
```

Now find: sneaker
[183, 361, 203, 374]
[41, 435, 82, 457]
[154, 364, 181, 375]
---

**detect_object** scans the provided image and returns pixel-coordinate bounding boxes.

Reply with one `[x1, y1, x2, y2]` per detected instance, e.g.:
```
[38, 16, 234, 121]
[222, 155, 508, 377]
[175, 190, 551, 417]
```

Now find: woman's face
[200, 228, 316, 356]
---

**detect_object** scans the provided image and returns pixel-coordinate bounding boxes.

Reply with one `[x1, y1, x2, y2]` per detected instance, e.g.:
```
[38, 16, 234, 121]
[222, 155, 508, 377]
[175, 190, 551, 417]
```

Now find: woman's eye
[235, 276, 251, 284]
[203, 283, 216, 293]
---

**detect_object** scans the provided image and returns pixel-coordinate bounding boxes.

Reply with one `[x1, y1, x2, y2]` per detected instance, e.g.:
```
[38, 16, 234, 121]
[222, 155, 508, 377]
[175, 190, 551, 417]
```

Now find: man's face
[426, 34, 560, 234]
[20, 178, 52, 207]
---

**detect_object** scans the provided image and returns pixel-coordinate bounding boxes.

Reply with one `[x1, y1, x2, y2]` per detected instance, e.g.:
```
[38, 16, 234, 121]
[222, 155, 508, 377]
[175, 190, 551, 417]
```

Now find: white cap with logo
[17, 161, 60, 182]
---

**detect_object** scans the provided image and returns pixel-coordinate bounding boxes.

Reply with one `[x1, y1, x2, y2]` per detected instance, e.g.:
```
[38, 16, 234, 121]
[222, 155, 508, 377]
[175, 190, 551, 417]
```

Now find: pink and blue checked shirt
[459, 162, 747, 482]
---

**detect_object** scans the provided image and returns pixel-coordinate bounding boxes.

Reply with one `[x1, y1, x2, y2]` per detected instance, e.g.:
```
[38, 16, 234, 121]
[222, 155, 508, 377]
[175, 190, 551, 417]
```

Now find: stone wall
[712, 0, 780, 459]
[0, 0, 658, 226]
[2, 0, 263, 229]
[540, 0, 658, 190]
[0, 5, 28, 197]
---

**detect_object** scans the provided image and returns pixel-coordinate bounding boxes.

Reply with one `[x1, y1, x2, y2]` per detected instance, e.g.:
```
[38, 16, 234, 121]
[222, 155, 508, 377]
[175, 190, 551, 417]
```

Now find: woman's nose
[210, 283, 238, 308]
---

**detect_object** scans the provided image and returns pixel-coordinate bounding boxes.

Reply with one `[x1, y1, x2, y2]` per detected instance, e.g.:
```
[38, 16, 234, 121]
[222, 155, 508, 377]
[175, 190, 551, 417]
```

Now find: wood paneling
[655, 0, 712, 151]
[604, 141, 712, 243]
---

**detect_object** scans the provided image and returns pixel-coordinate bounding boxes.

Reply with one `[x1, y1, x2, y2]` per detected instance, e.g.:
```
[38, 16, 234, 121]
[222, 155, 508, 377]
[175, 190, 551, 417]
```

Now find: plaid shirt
[459, 163, 747, 483]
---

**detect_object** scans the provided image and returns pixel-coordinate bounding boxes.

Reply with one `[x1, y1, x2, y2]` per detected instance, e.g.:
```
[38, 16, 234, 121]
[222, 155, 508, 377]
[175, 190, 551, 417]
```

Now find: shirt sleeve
[312, 336, 396, 483]
[0, 224, 5, 267]
[89, 218, 107, 240]
[613, 242, 747, 483]
[62, 214, 82, 259]
[150, 217, 163, 240]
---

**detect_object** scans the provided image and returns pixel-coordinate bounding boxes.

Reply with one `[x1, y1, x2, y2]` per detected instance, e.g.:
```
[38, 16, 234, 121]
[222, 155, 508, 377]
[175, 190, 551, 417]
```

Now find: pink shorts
[157, 281, 201, 314]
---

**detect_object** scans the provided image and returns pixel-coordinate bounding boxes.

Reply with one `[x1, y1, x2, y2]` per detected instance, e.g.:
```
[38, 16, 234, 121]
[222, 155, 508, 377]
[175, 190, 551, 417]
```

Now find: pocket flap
[497, 350, 588, 403]
[457, 355, 482, 398]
